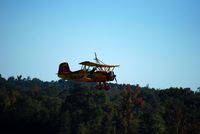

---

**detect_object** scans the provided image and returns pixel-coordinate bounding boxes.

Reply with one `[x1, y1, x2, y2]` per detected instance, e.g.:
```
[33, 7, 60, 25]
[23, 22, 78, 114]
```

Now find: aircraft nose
[110, 71, 116, 79]
[111, 72, 117, 83]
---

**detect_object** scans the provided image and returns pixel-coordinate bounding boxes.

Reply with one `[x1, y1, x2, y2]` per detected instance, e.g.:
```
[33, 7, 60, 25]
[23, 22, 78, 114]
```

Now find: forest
[0, 74, 200, 134]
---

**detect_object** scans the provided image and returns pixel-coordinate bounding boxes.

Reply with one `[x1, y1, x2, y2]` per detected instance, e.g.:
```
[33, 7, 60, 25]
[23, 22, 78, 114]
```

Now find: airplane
[57, 53, 119, 90]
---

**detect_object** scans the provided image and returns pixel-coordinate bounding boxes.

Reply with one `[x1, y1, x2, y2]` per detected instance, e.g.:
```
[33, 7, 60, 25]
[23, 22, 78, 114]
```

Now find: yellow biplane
[57, 53, 119, 90]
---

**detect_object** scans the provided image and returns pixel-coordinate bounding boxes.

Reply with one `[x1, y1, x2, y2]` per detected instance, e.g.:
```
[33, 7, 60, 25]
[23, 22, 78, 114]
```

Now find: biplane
[57, 53, 119, 90]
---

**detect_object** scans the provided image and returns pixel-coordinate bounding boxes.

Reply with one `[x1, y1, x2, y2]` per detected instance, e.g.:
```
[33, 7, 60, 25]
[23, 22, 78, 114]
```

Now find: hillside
[0, 75, 200, 134]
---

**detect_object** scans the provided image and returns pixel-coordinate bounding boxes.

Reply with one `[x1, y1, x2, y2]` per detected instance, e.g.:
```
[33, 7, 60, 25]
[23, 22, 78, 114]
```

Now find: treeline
[0, 74, 200, 134]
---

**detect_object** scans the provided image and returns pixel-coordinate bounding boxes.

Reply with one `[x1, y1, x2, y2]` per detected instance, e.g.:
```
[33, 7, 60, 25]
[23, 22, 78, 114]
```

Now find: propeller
[114, 77, 118, 83]
[110, 71, 118, 83]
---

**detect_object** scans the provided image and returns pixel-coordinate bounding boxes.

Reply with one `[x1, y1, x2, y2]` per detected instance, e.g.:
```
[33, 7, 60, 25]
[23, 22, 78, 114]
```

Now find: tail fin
[58, 62, 71, 74]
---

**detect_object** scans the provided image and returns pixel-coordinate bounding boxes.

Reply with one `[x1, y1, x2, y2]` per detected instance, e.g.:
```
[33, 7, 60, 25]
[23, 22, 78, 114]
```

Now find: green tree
[115, 84, 144, 134]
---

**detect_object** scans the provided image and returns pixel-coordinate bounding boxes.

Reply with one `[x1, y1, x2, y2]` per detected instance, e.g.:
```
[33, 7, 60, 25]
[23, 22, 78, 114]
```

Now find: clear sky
[1, 0, 200, 90]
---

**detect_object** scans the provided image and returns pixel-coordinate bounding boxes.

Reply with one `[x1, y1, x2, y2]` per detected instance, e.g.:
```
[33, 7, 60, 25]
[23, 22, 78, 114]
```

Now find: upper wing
[79, 61, 119, 67]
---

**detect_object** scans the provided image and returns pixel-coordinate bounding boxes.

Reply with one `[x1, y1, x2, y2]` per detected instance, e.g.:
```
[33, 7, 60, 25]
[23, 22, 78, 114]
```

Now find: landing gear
[95, 84, 103, 90]
[104, 85, 111, 90]
[95, 82, 111, 90]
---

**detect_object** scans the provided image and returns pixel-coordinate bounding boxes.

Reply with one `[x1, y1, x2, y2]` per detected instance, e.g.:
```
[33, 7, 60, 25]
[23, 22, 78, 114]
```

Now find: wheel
[95, 85, 103, 90]
[104, 85, 111, 90]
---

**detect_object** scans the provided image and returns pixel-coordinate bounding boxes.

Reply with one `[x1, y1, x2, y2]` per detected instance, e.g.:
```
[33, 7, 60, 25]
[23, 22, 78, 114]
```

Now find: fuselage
[58, 62, 116, 82]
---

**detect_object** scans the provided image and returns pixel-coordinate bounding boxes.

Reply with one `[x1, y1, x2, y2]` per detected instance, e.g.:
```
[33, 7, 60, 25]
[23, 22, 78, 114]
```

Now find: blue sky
[1, 0, 200, 90]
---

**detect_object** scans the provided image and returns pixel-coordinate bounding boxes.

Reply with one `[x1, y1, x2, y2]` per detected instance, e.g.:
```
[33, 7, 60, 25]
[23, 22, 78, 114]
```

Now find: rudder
[58, 62, 71, 74]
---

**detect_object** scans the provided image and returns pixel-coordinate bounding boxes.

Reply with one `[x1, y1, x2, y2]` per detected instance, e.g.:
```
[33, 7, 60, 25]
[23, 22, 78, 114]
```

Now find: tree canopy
[0, 75, 199, 134]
